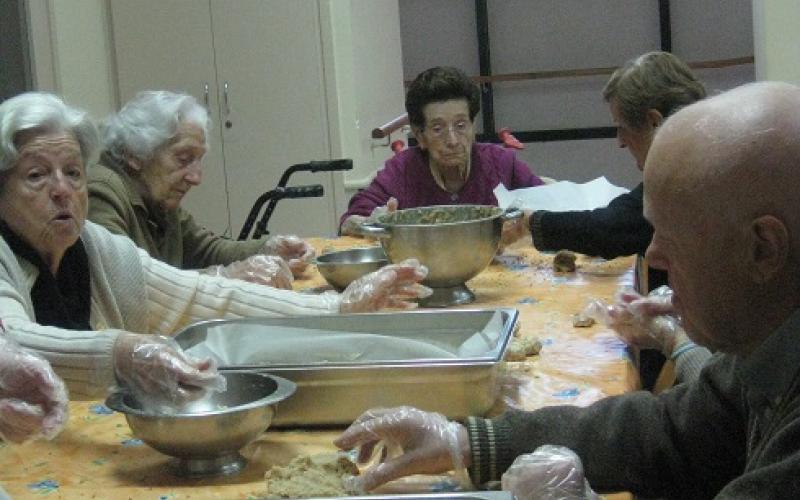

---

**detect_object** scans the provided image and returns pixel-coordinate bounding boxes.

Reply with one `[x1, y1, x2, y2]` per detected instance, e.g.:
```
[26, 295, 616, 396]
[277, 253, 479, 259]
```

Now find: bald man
[332, 82, 800, 499]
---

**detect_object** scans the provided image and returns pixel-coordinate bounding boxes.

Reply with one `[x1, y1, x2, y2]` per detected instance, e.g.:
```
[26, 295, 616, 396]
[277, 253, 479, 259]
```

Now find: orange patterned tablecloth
[0, 238, 637, 499]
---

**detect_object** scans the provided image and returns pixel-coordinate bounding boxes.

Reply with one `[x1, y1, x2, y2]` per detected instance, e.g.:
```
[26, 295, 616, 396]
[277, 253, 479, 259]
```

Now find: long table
[0, 238, 638, 499]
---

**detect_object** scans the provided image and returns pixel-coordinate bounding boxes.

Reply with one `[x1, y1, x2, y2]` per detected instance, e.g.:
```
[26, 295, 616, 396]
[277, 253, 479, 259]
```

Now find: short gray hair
[0, 92, 99, 173]
[603, 51, 706, 129]
[102, 90, 210, 166]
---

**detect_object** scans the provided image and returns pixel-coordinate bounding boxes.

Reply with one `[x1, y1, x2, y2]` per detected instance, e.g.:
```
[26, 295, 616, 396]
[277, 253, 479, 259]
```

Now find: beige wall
[27, 0, 116, 119]
[320, 0, 405, 210]
[753, 0, 800, 84]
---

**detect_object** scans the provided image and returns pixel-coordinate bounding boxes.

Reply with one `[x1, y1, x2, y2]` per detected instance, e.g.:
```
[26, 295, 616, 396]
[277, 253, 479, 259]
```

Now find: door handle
[223, 81, 230, 116]
[203, 83, 210, 109]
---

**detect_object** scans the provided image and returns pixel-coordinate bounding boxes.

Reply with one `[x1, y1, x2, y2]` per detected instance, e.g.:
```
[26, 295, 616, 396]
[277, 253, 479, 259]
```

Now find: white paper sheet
[494, 176, 629, 212]
[184, 311, 506, 366]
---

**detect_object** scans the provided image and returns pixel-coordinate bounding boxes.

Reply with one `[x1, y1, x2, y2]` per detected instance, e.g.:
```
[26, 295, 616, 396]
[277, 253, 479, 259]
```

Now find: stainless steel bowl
[360, 205, 522, 307]
[315, 246, 388, 291]
[105, 372, 295, 477]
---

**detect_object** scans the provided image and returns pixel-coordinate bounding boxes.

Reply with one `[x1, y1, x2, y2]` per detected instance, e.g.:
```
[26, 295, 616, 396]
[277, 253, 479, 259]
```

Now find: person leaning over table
[504, 51, 709, 390]
[0, 91, 430, 402]
[336, 82, 800, 499]
[339, 66, 544, 236]
[87, 90, 311, 290]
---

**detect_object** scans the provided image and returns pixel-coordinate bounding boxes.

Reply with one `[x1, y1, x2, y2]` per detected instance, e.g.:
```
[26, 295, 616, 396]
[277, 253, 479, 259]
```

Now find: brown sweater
[87, 158, 264, 269]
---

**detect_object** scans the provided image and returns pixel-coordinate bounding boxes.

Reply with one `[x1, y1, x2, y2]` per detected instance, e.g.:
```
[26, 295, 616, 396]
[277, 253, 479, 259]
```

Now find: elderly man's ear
[749, 215, 789, 284]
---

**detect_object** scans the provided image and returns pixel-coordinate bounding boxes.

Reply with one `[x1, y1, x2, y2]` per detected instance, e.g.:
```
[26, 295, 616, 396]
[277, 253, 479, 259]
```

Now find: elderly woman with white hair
[88, 90, 310, 289]
[0, 92, 429, 403]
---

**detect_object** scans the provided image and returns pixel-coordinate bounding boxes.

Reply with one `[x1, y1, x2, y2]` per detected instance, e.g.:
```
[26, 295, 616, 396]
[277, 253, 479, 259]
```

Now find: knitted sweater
[0, 221, 339, 398]
[466, 309, 800, 499]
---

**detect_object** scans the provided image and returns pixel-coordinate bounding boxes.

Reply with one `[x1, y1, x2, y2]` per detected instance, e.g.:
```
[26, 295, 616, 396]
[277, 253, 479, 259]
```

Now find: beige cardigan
[0, 221, 339, 398]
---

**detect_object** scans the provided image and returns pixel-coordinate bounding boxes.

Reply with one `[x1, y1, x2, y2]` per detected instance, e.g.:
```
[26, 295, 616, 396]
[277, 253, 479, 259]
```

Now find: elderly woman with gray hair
[0, 92, 428, 404]
[88, 90, 309, 289]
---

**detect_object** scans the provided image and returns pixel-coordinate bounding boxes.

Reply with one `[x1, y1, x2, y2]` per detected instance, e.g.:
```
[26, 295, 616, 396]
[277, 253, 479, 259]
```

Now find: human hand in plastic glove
[501, 445, 599, 500]
[339, 259, 432, 313]
[204, 254, 293, 289]
[585, 286, 688, 357]
[340, 198, 399, 237]
[499, 210, 531, 254]
[0, 336, 69, 443]
[262, 234, 315, 277]
[113, 333, 226, 411]
[334, 406, 470, 492]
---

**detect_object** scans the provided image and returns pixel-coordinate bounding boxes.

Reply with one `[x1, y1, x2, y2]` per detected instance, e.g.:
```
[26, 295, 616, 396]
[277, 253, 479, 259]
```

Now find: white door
[209, 0, 340, 238]
[109, 0, 232, 235]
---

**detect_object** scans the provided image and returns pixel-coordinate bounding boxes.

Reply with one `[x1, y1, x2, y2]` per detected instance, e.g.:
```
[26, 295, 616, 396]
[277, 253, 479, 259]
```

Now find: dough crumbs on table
[505, 336, 542, 361]
[264, 453, 360, 498]
[553, 250, 577, 272]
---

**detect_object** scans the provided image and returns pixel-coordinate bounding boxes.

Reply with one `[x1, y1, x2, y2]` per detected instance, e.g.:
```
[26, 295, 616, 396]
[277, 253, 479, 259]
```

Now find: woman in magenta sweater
[340, 66, 543, 235]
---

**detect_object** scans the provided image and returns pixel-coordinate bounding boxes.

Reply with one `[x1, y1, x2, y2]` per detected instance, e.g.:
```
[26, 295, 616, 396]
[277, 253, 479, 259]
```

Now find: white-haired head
[0, 92, 98, 173]
[102, 90, 210, 167]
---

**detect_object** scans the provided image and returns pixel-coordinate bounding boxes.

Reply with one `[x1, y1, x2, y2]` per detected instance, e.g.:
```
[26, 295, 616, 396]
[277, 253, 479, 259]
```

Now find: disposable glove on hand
[499, 210, 531, 253]
[339, 258, 432, 313]
[261, 234, 315, 276]
[113, 333, 226, 412]
[204, 254, 293, 289]
[334, 406, 470, 493]
[584, 285, 686, 356]
[340, 198, 399, 237]
[501, 445, 599, 500]
[0, 336, 68, 443]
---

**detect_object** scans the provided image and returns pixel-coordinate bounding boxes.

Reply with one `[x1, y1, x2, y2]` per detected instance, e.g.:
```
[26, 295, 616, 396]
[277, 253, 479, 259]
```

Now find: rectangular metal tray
[174, 308, 517, 426]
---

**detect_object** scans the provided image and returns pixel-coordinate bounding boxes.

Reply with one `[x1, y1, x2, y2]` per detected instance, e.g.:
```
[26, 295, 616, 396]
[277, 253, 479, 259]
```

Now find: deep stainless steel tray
[175, 309, 517, 426]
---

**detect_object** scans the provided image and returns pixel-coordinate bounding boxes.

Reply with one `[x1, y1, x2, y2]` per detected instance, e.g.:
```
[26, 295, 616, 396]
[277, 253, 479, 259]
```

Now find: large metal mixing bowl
[105, 372, 295, 477]
[360, 205, 522, 307]
[315, 246, 388, 291]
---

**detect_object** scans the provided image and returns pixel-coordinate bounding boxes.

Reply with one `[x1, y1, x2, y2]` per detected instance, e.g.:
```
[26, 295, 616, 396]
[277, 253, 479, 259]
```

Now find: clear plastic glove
[112, 333, 227, 413]
[340, 198, 399, 237]
[204, 254, 293, 289]
[501, 445, 599, 500]
[583, 285, 687, 357]
[339, 258, 432, 313]
[262, 234, 315, 277]
[0, 336, 68, 443]
[334, 406, 470, 493]
[499, 210, 532, 254]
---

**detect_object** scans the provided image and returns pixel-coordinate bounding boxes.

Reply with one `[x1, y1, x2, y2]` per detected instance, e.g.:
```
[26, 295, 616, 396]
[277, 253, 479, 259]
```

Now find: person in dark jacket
[335, 81, 800, 500]
[508, 51, 707, 390]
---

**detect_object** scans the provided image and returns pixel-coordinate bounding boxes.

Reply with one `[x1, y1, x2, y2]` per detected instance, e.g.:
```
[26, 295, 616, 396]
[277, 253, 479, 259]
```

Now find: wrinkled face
[0, 132, 87, 267]
[137, 121, 206, 211]
[416, 99, 475, 172]
[643, 129, 748, 352]
[610, 98, 656, 171]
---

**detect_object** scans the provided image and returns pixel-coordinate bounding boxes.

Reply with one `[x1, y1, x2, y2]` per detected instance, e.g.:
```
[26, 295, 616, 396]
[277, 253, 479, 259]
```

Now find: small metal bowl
[105, 372, 295, 477]
[315, 246, 388, 291]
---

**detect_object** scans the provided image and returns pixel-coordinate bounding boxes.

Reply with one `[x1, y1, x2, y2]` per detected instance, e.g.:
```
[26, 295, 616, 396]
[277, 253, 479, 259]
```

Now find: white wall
[27, 0, 116, 119]
[753, 0, 800, 83]
[321, 0, 406, 210]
